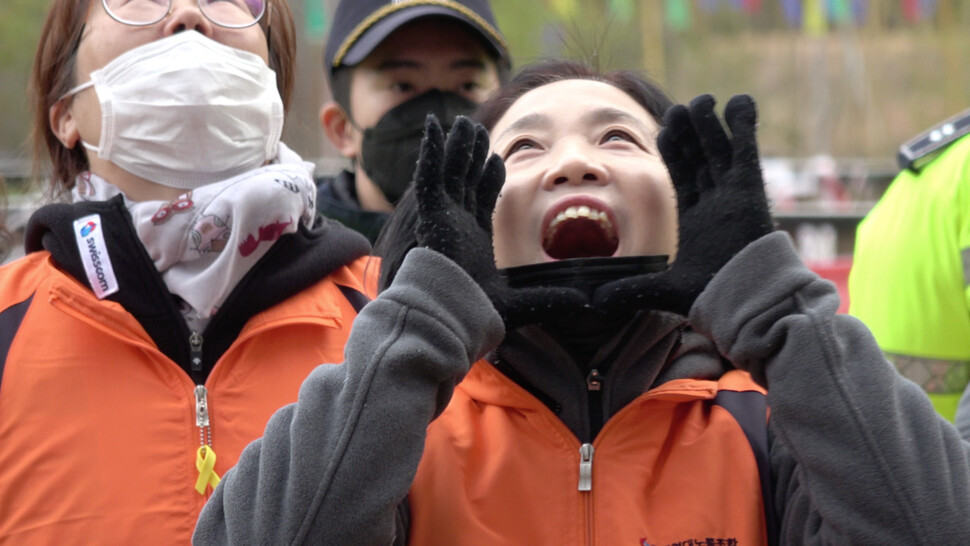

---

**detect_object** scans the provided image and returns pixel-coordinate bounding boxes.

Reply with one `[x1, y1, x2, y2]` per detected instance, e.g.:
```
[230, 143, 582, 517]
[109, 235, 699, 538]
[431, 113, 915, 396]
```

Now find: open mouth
[542, 200, 619, 260]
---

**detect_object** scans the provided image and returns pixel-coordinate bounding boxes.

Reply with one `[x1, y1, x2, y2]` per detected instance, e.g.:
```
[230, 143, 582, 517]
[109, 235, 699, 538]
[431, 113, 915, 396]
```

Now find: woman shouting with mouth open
[197, 61, 970, 545]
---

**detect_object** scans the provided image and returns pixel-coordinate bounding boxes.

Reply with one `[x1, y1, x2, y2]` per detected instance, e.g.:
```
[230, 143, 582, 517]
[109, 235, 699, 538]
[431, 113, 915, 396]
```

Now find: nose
[162, 0, 214, 36]
[541, 140, 609, 190]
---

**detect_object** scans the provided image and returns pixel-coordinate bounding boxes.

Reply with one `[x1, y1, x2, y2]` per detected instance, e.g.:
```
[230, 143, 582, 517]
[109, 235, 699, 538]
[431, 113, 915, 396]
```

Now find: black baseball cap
[325, 0, 510, 79]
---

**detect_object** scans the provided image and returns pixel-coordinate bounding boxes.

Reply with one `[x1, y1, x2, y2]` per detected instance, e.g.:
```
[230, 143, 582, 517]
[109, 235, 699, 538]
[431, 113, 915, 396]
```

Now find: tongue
[544, 218, 619, 260]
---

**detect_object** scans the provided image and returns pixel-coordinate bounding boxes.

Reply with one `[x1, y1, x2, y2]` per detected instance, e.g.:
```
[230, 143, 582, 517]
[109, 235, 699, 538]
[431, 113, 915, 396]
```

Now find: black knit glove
[414, 114, 590, 329]
[593, 94, 774, 316]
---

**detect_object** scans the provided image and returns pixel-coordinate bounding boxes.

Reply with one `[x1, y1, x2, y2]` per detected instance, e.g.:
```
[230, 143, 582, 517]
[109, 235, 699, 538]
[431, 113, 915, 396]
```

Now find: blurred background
[2, 0, 969, 275]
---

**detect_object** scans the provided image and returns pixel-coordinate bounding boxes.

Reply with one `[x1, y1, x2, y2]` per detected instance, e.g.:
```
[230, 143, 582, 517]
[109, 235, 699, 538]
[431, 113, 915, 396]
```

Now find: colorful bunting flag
[803, 0, 828, 35]
[902, 0, 920, 22]
[780, 0, 802, 26]
[665, 0, 692, 31]
[827, 0, 851, 24]
[851, 0, 868, 25]
[741, 0, 762, 14]
[651, 0, 942, 31]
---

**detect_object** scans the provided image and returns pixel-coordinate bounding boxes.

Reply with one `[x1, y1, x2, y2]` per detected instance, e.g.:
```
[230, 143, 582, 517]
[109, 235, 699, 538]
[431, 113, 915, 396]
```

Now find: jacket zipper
[189, 331, 204, 374]
[586, 367, 604, 440]
[192, 328, 221, 495]
[578, 442, 594, 491]
[190, 328, 213, 494]
[194, 383, 221, 495]
[579, 443, 594, 544]
[195, 384, 212, 448]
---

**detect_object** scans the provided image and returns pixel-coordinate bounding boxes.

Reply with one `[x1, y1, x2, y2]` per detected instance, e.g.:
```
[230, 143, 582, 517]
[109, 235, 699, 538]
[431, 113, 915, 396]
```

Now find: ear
[320, 101, 358, 160]
[50, 98, 80, 149]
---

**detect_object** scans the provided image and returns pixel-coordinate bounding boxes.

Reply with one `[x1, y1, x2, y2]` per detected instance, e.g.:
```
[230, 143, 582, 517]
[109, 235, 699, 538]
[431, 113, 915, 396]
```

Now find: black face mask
[359, 89, 478, 205]
[501, 255, 669, 299]
[501, 255, 670, 338]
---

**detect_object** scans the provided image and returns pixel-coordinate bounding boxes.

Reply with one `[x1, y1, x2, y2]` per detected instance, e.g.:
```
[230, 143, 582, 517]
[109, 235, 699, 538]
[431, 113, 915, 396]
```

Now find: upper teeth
[545, 205, 616, 242]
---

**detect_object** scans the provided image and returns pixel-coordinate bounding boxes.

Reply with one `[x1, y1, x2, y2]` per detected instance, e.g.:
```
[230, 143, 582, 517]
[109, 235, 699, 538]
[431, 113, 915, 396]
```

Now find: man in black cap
[317, 0, 511, 243]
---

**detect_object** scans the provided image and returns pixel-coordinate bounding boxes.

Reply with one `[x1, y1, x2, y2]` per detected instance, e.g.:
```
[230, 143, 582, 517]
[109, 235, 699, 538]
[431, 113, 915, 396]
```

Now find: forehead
[491, 79, 658, 140]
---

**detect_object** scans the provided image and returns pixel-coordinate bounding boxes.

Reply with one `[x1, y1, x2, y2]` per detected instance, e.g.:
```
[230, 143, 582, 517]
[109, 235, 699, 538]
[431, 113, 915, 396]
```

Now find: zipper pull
[195, 385, 210, 428]
[189, 331, 204, 372]
[194, 384, 220, 495]
[586, 369, 603, 391]
[578, 443, 594, 491]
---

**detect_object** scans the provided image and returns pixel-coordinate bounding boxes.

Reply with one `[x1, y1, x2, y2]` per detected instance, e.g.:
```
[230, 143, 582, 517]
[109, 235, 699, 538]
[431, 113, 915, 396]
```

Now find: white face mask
[62, 31, 284, 189]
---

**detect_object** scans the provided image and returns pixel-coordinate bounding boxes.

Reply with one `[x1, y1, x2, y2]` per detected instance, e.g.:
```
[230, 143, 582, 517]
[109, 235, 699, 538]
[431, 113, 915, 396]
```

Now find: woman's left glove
[593, 94, 774, 316]
[414, 114, 590, 329]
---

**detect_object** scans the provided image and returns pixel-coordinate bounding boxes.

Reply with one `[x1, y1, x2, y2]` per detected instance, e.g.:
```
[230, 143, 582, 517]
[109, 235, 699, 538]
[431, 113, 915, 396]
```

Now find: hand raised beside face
[593, 94, 775, 316]
[413, 114, 590, 330]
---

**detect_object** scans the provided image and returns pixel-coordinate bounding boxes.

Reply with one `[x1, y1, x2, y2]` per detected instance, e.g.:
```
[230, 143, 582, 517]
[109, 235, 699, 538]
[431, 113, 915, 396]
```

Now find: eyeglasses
[101, 0, 267, 29]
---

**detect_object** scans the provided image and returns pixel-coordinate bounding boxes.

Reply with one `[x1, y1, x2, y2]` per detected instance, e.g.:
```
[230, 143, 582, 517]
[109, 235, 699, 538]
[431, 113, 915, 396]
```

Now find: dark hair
[474, 59, 673, 131]
[329, 66, 353, 118]
[374, 60, 674, 291]
[373, 186, 419, 290]
[30, 0, 296, 194]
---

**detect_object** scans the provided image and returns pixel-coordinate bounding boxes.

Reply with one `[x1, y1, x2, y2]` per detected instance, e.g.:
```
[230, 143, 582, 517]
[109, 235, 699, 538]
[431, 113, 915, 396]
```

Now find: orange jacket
[0, 250, 372, 545]
[409, 362, 771, 546]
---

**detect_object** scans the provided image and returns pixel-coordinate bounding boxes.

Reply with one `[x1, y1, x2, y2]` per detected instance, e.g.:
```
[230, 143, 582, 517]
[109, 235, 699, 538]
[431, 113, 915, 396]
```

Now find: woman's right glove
[592, 94, 775, 316]
[414, 114, 590, 330]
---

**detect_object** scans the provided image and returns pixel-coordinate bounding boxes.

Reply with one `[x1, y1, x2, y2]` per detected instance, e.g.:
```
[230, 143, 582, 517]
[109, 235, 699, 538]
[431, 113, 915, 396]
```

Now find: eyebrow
[494, 113, 554, 144]
[494, 107, 656, 144]
[582, 107, 657, 137]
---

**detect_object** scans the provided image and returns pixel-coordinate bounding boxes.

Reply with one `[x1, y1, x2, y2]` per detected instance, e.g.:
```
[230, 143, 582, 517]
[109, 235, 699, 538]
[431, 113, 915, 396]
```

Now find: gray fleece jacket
[955, 384, 970, 441]
[194, 232, 970, 545]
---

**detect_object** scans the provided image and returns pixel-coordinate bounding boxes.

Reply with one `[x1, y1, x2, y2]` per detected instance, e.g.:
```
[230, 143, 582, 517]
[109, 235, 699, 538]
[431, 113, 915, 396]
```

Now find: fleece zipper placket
[581, 367, 604, 545]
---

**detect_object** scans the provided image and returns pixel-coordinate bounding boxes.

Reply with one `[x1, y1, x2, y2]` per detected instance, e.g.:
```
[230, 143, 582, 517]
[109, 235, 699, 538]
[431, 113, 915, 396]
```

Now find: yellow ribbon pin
[195, 445, 221, 494]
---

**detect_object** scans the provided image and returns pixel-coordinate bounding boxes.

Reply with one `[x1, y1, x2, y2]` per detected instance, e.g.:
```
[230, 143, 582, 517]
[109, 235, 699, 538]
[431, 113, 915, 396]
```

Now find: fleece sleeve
[193, 248, 504, 545]
[690, 231, 970, 544]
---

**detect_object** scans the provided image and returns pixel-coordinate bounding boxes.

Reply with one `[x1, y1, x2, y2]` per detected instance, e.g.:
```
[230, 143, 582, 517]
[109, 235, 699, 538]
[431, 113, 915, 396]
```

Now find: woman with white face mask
[196, 61, 970, 545]
[0, 0, 375, 543]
